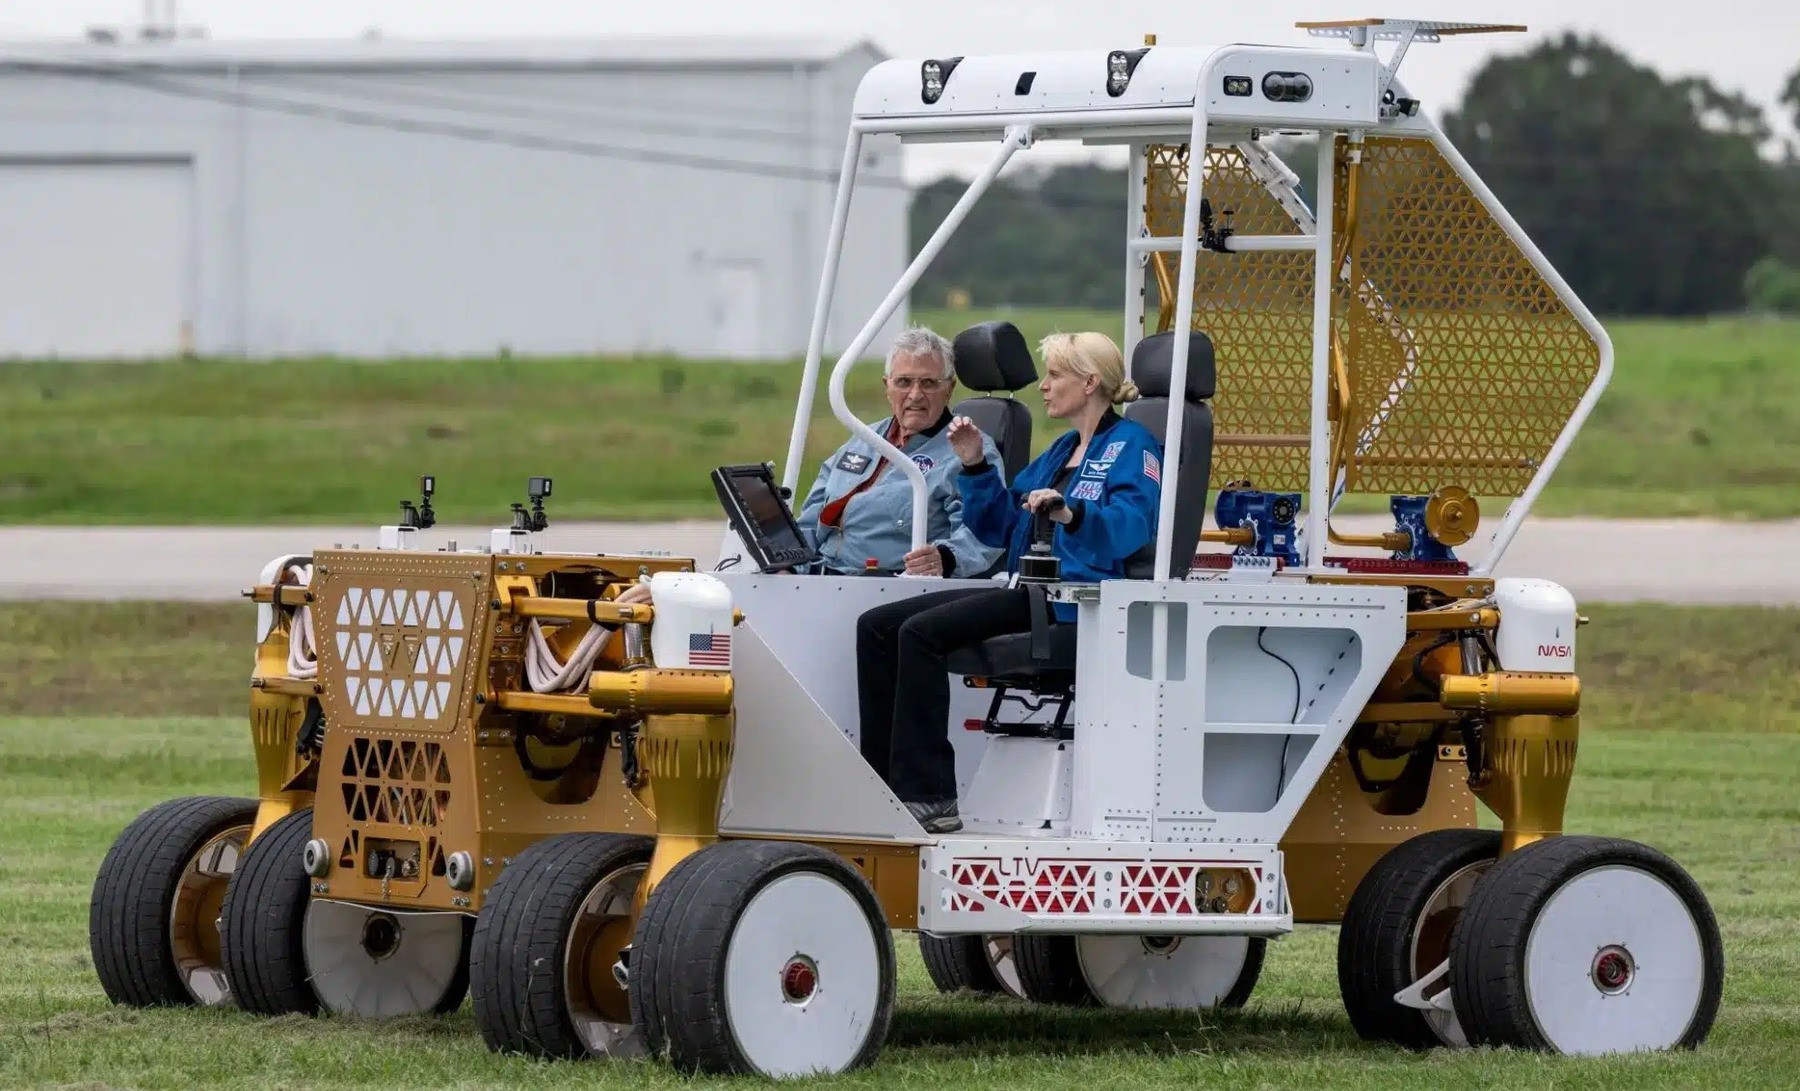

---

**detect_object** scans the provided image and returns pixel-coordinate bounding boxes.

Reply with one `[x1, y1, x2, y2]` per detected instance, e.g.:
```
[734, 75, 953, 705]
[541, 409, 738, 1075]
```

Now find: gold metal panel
[1145, 144, 1315, 491]
[1144, 139, 1601, 499]
[1280, 748, 1477, 923]
[312, 552, 492, 738]
[1332, 137, 1601, 497]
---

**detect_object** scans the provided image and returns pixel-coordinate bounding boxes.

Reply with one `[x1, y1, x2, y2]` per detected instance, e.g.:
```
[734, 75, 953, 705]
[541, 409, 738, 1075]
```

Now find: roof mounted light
[921, 56, 962, 104]
[1106, 48, 1150, 97]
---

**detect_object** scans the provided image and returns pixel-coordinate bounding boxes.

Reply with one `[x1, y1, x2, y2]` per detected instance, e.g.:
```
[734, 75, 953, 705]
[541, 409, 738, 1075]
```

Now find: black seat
[944, 330, 1217, 735]
[950, 320, 1037, 483]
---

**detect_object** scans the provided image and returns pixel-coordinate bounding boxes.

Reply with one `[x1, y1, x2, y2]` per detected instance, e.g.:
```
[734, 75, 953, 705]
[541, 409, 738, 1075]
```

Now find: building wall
[0, 47, 905, 360]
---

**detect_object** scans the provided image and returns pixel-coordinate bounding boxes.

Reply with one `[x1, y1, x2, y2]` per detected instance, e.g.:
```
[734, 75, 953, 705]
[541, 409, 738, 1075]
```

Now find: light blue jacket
[796, 413, 1005, 576]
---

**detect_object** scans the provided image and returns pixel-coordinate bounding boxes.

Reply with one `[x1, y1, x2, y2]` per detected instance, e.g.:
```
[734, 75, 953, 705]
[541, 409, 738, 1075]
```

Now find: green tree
[910, 164, 1124, 309]
[1440, 33, 1778, 315]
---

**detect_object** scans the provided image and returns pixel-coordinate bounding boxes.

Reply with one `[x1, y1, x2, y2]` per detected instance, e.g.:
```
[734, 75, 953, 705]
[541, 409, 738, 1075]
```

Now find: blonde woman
[855, 331, 1162, 832]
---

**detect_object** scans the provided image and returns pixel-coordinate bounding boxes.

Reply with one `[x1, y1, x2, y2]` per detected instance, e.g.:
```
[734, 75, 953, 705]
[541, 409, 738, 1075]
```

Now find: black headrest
[952, 321, 1036, 393]
[1130, 330, 1216, 401]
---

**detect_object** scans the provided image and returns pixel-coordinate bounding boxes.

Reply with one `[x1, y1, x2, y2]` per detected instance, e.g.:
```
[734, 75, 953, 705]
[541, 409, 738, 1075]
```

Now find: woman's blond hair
[1040, 331, 1139, 404]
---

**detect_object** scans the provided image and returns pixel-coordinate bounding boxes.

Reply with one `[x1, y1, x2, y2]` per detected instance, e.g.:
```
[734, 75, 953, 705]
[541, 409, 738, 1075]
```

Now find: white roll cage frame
[780, 38, 1612, 581]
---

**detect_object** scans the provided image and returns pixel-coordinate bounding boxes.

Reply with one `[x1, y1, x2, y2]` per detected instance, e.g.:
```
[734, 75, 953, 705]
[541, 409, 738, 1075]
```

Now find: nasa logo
[911, 454, 935, 472]
[1538, 644, 1572, 658]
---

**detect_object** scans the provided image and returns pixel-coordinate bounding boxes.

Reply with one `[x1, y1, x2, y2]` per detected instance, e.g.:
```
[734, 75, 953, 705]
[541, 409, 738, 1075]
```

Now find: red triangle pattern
[948, 859, 1098, 915]
[1118, 863, 1200, 915]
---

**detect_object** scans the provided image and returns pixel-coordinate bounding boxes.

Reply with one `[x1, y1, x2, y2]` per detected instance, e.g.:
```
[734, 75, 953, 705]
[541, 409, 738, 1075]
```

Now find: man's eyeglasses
[887, 377, 949, 392]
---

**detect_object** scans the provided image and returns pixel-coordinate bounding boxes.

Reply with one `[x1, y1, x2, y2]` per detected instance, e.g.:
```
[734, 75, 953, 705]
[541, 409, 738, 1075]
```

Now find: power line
[7, 58, 908, 190]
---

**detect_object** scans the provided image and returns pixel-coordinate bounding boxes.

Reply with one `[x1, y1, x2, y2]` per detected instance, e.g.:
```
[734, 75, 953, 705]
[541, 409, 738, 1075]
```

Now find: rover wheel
[305, 903, 471, 1017]
[1012, 934, 1096, 1006]
[630, 840, 896, 1077]
[219, 808, 319, 1015]
[1338, 828, 1501, 1048]
[1075, 934, 1264, 1009]
[89, 795, 258, 1008]
[470, 833, 653, 1059]
[918, 934, 1024, 998]
[1450, 835, 1725, 1055]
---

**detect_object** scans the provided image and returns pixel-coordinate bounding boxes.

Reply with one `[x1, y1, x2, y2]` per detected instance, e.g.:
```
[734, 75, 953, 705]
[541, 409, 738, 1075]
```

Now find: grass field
[3, 312, 1797, 525]
[2, 602, 1798, 1088]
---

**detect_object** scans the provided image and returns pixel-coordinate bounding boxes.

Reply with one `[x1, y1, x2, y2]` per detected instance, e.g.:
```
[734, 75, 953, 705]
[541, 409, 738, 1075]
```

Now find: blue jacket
[958, 411, 1162, 618]
[796, 412, 1005, 576]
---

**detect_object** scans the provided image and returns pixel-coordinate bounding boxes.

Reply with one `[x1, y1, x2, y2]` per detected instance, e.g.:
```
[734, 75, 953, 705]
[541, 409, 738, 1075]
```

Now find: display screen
[714, 465, 815, 569]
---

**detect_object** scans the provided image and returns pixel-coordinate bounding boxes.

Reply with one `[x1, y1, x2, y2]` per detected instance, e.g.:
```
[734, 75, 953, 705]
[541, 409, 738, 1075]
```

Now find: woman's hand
[1022, 488, 1073, 524]
[946, 415, 986, 467]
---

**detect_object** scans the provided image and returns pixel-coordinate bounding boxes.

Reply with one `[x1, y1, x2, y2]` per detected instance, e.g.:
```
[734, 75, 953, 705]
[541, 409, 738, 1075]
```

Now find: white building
[0, 34, 905, 360]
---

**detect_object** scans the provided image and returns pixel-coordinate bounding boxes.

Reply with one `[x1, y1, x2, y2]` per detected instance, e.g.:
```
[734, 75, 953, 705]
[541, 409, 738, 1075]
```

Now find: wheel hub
[1140, 935, 1182, 956]
[781, 955, 818, 1004]
[1590, 944, 1635, 994]
[361, 913, 402, 961]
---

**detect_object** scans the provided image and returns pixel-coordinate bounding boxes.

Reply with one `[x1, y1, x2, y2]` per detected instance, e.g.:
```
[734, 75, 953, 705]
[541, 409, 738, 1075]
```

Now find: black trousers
[855, 586, 1035, 802]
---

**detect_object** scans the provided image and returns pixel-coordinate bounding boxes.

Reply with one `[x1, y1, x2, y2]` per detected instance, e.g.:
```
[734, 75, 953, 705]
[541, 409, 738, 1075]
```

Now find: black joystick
[1018, 497, 1066, 585]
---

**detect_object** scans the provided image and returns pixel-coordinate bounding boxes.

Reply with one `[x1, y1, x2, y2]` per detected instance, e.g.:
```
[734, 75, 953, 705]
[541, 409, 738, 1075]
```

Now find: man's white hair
[884, 327, 956, 382]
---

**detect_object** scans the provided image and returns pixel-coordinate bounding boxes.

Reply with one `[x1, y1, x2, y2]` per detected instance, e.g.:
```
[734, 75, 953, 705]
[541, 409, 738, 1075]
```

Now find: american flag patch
[688, 630, 732, 667]
[1143, 450, 1161, 484]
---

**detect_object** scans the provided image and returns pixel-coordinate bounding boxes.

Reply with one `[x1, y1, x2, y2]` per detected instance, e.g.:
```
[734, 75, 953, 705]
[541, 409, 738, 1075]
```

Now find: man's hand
[1022, 489, 1072, 524]
[946, 415, 986, 467]
[902, 545, 945, 577]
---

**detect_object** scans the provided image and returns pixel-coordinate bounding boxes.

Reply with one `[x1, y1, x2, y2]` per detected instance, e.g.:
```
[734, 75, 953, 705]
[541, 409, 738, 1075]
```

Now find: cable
[281, 562, 318, 679]
[8, 59, 916, 190]
[1256, 626, 1303, 796]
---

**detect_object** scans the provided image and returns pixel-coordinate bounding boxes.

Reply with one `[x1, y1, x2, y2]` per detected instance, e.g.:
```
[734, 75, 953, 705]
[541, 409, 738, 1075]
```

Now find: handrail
[824, 125, 1034, 552]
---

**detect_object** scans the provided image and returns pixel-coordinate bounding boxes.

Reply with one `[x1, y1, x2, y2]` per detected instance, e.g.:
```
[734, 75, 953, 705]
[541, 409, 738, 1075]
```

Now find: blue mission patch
[1070, 479, 1103, 501]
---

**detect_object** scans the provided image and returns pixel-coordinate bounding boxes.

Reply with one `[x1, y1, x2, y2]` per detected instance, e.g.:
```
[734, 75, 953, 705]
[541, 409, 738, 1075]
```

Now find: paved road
[1, 516, 1793, 604]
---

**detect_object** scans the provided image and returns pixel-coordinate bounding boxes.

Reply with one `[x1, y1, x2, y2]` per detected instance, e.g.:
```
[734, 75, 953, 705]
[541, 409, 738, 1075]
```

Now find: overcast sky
[3, 1, 1796, 181]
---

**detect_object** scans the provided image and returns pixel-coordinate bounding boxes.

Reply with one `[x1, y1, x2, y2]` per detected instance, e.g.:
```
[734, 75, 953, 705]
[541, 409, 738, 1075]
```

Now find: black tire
[469, 832, 653, 1058]
[219, 808, 318, 1016]
[630, 839, 897, 1076]
[919, 933, 1005, 996]
[1012, 934, 1096, 1006]
[1223, 937, 1267, 1008]
[89, 795, 259, 1008]
[1450, 835, 1724, 1054]
[1337, 828, 1502, 1048]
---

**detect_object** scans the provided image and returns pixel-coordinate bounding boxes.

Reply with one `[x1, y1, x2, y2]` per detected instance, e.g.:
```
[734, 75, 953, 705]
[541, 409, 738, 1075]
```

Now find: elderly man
[795, 327, 1004, 577]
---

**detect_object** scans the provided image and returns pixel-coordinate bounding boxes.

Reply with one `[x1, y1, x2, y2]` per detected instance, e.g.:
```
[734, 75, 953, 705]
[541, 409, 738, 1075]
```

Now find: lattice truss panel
[329, 586, 469, 722]
[1146, 143, 1315, 491]
[1144, 140, 1601, 498]
[340, 736, 452, 829]
[1332, 137, 1600, 497]
[943, 858, 1269, 916]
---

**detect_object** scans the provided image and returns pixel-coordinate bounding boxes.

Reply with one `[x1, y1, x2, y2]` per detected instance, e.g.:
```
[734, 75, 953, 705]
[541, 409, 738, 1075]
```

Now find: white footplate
[919, 839, 1290, 935]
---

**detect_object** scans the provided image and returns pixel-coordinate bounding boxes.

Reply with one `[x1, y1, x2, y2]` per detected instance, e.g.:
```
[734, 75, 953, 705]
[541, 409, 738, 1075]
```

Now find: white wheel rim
[723, 871, 883, 1077]
[1524, 864, 1707, 1055]
[1074, 934, 1250, 1009]
[984, 935, 1027, 999]
[562, 863, 645, 1058]
[168, 824, 250, 1006]
[303, 901, 466, 1017]
[1408, 859, 1488, 1048]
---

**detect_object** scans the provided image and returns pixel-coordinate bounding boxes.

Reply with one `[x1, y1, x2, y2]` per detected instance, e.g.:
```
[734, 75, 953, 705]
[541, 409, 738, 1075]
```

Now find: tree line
[909, 34, 1800, 317]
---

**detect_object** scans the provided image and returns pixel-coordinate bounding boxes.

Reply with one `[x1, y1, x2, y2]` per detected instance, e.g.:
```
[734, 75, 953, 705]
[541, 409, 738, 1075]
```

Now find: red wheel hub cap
[1591, 945, 1634, 993]
[781, 957, 817, 1002]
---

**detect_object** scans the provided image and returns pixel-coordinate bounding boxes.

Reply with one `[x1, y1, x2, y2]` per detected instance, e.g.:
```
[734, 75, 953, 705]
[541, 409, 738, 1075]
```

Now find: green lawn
[3, 314, 1797, 524]
[1, 602, 1798, 1086]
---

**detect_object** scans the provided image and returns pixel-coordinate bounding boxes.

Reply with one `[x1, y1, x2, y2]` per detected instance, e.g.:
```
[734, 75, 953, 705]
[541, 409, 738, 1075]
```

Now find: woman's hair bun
[1114, 378, 1141, 404]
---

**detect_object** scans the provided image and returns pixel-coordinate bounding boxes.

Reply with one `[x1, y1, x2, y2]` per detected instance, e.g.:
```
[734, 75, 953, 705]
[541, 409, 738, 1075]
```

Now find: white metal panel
[713, 574, 997, 795]
[0, 160, 192, 358]
[1069, 578, 1406, 846]
[718, 624, 923, 842]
